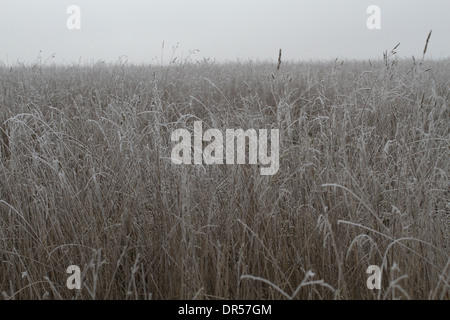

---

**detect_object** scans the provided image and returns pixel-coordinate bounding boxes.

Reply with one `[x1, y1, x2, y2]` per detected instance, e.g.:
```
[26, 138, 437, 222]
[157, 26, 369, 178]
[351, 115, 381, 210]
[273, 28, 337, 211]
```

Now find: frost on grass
[0, 58, 448, 299]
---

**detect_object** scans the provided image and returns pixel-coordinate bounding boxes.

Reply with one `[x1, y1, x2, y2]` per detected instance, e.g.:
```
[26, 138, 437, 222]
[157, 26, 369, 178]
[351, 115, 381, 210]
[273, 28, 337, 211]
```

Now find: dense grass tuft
[0, 58, 449, 299]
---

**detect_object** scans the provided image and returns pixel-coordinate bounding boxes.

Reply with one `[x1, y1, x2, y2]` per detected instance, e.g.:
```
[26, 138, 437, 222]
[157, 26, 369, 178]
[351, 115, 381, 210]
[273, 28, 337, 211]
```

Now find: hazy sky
[0, 0, 449, 65]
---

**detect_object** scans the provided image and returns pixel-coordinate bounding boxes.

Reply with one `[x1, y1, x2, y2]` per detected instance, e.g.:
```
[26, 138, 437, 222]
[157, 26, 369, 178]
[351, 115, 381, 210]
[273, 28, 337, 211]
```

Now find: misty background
[0, 0, 449, 65]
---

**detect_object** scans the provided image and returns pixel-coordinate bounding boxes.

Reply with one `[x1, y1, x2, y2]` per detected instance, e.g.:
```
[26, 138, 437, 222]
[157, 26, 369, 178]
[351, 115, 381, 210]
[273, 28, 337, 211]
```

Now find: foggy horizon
[1, 0, 449, 66]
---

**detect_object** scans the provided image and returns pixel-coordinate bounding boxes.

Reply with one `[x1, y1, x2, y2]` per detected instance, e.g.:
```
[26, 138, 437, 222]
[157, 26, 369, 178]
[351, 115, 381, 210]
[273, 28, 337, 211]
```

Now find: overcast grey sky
[0, 0, 449, 65]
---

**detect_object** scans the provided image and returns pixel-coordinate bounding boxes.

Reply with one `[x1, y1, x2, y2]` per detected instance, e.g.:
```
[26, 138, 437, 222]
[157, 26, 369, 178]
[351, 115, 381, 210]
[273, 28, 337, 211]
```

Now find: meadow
[0, 53, 448, 299]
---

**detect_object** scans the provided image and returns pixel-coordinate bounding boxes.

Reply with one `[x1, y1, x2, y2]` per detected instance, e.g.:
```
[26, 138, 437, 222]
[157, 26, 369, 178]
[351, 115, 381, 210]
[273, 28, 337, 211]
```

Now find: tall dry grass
[0, 55, 448, 299]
